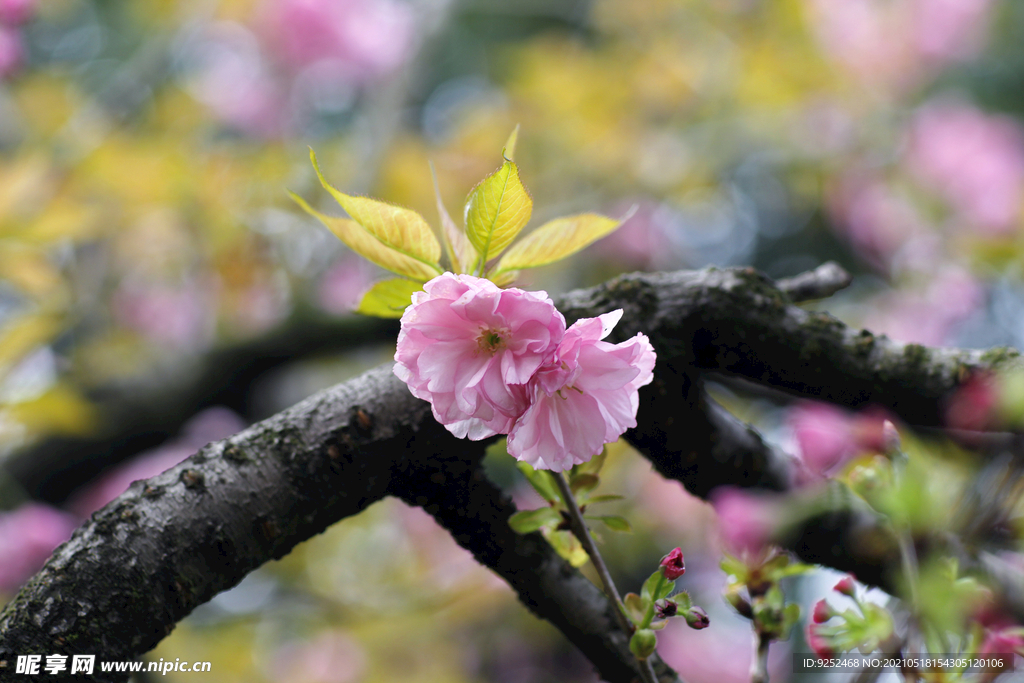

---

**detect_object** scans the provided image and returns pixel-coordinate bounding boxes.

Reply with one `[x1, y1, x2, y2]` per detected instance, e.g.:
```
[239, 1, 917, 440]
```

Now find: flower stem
[552, 472, 659, 683]
[750, 630, 770, 683]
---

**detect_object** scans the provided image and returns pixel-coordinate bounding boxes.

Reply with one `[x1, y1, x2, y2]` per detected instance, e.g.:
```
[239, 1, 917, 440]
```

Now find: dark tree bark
[0, 265, 1018, 683]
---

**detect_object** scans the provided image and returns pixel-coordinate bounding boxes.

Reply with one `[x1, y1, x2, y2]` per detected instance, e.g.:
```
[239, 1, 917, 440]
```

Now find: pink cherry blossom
[789, 402, 889, 475]
[0, 503, 79, 593]
[0, 26, 23, 80]
[506, 310, 655, 471]
[0, 0, 35, 26]
[394, 273, 565, 440]
[710, 487, 778, 557]
[260, 0, 413, 80]
[907, 100, 1024, 235]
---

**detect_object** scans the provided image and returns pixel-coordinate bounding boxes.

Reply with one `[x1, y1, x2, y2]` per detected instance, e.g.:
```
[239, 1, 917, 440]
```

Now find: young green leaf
[490, 269, 519, 287]
[356, 278, 422, 318]
[624, 593, 649, 626]
[508, 507, 561, 534]
[290, 193, 439, 281]
[586, 515, 632, 532]
[669, 590, 692, 611]
[430, 163, 476, 274]
[516, 461, 561, 504]
[464, 159, 532, 268]
[641, 569, 673, 602]
[495, 212, 624, 272]
[503, 124, 520, 161]
[309, 149, 442, 275]
[542, 528, 588, 567]
[580, 494, 625, 504]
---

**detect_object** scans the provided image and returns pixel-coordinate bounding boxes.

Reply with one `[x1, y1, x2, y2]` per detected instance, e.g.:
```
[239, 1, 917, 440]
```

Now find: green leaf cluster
[721, 551, 810, 641]
[292, 130, 629, 317]
[506, 448, 630, 568]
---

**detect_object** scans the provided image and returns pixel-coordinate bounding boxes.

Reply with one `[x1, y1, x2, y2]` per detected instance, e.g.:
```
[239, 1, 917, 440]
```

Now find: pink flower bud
[806, 624, 834, 658]
[660, 547, 685, 580]
[812, 599, 834, 624]
[833, 575, 857, 597]
[684, 606, 710, 630]
[655, 599, 677, 619]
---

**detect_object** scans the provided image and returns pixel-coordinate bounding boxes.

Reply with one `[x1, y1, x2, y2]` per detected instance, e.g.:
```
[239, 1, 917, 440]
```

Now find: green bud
[629, 629, 658, 659]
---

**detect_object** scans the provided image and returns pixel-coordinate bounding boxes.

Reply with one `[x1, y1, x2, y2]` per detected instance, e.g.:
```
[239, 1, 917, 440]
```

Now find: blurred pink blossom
[318, 253, 377, 314]
[0, 25, 23, 79]
[910, 0, 993, 65]
[789, 402, 887, 475]
[805, 0, 995, 90]
[945, 372, 998, 432]
[270, 630, 367, 683]
[260, 0, 413, 80]
[805, 0, 914, 90]
[908, 101, 1024, 235]
[979, 627, 1024, 655]
[113, 282, 214, 350]
[68, 408, 245, 517]
[657, 615, 787, 683]
[0, 0, 35, 26]
[710, 487, 779, 557]
[0, 503, 78, 593]
[828, 174, 929, 270]
[862, 268, 983, 346]
[187, 24, 286, 137]
[591, 203, 676, 271]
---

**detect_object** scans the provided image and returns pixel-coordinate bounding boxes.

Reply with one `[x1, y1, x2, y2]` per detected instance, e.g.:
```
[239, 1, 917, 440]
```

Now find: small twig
[553, 472, 657, 683]
[553, 472, 631, 631]
[750, 630, 770, 683]
[776, 261, 852, 302]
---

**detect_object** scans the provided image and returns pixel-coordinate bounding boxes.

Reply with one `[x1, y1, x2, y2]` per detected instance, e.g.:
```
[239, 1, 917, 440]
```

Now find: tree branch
[1, 313, 397, 507]
[0, 365, 679, 683]
[2, 265, 1019, 682]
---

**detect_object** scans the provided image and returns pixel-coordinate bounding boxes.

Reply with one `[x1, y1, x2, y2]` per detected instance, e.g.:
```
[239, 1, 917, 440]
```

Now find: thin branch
[775, 261, 852, 302]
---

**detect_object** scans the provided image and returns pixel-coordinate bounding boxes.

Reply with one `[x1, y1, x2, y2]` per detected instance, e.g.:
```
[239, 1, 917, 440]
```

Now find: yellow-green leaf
[491, 269, 518, 287]
[589, 515, 632, 533]
[496, 213, 623, 272]
[290, 192, 439, 281]
[8, 384, 97, 436]
[309, 149, 442, 273]
[430, 164, 476, 274]
[356, 278, 422, 318]
[508, 508, 560, 534]
[504, 124, 520, 162]
[542, 528, 588, 567]
[464, 159, 532, 268]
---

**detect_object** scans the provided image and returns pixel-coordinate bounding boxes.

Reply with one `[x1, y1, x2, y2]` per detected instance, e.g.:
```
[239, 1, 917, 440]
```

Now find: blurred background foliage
[2, 0, 1024, 680]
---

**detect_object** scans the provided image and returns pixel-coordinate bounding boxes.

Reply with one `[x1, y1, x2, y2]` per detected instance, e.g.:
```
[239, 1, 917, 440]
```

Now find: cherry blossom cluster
[393, 273, 655, 471]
